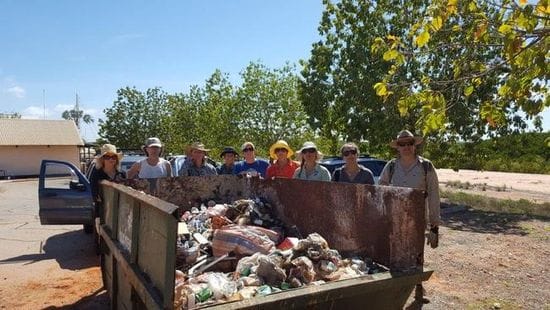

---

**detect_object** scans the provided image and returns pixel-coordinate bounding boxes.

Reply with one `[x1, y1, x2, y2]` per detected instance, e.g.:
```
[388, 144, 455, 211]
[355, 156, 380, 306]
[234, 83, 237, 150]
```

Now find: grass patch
[441, 190, 550, 218]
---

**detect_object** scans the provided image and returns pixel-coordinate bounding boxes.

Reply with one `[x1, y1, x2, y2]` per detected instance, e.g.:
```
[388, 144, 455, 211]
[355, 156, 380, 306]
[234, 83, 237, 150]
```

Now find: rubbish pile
[174, 199, 387, 309]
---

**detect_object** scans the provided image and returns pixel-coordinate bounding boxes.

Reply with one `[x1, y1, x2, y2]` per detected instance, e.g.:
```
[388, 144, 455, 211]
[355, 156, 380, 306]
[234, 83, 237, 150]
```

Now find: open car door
[38, 160, 94, 233]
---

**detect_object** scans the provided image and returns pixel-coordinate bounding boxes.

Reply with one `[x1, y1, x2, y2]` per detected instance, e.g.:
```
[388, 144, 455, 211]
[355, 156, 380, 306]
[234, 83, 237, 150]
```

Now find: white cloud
[5, 86, 26, 98]
[21, 106, 51, 119]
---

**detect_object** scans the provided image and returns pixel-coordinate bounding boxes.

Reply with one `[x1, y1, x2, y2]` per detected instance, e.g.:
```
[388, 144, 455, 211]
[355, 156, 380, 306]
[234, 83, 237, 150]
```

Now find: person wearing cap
[332, 142, 374, 184]
[293, 141, 331, 181]
[217, 147, 239, 175]
[127, 137, 172, 179]
[266, 140, 300, 179]
[233, 142, 269, 178]
[179, 142, 217, 176]
[89, 144, 126, 203]
[379, 129, 440, 304]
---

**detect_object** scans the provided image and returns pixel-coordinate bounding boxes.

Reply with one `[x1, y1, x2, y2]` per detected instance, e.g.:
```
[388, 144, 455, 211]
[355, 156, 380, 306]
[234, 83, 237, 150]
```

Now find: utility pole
[75, 92, 80, 129]
[43, 89, 46, 119]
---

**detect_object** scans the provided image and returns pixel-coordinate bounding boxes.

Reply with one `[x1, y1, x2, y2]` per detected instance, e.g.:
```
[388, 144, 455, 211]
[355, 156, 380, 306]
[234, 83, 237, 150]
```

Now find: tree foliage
[102, 63, 313, 157]
[372, 0, 549, 137]
[62, 109, 93, 129]
[300, 0, 438, 154]
[98, 87, 169, 149]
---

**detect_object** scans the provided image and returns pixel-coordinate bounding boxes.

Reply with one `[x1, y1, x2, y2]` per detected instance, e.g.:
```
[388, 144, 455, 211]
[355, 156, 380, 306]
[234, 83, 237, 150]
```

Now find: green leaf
[374, 82, 387, 96]
[498, 24, 512, 34]
[464, 85, 474, 97]
[415, 30, 430, 47]
[383, 49, 399, 61]
[431, 16, 443, 31]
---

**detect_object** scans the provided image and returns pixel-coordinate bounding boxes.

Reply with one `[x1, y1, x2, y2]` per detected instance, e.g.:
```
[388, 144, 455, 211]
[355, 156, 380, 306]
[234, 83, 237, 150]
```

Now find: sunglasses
[342, 149, 358, 156]
[274, 148, 288, 153]
[301, 148, 317, 154]
[242, 147, 254, 152]
[103, 154, 118, 160]
[397, 141, 415, 147]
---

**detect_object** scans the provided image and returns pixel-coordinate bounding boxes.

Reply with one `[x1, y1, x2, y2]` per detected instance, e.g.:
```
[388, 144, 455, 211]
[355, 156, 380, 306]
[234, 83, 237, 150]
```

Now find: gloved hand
[426, 226, 439, 248]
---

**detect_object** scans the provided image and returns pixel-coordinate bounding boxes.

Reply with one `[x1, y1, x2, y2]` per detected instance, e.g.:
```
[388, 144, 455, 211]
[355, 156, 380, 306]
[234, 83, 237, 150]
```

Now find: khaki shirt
[379, 156, 440, 226]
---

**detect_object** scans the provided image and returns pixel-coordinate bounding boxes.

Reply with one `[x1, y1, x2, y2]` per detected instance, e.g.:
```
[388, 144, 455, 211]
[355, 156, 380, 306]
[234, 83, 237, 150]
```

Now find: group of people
[89, 129, 440, 304]
[179, 139, 375, 185]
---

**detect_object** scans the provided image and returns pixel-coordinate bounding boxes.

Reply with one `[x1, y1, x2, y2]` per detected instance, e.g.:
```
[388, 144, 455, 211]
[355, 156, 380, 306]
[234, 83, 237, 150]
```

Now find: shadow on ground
[442, 206, 545, 235]
[42, 288, 110, 310]
[0, 229, 98, 270]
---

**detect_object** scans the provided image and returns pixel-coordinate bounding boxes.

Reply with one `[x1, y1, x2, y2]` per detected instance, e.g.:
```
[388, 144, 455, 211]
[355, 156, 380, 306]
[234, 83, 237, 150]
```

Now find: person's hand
[426, 225, 439, 248]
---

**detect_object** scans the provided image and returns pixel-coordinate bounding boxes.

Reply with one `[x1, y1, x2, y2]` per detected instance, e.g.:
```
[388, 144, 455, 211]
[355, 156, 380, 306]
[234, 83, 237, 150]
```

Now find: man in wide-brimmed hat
[179, 142, 217, 176]
[233, 142, 269, 178]
[217, 146, 239, 175]
[127, 137, 172, 179]
[379, 130, 440, 305]
[266, 140, 300, 179]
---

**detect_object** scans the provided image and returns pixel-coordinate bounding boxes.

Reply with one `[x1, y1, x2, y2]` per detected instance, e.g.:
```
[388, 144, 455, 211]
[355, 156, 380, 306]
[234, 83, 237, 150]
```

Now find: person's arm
[265, 165, 274, 179]
[126, 161, 141, 179]
[378, 162, 392, 186]
[89, 167, 100, 202]
[365, 169, 375, 185]
[426, 162, 441, 227]
[165, 161, 173, 177]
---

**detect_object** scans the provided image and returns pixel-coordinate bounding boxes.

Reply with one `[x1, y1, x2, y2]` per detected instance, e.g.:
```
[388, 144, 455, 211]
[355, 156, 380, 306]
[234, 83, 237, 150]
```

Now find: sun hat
[389, 130, 423, 148]
[241, 142, 255, 152]
[94, 144, 122, 168]
[220, 146, 239, 158]
[188, 142, 210, 152]
[269, 140, 294, 159]
[142, 137, 163, 150]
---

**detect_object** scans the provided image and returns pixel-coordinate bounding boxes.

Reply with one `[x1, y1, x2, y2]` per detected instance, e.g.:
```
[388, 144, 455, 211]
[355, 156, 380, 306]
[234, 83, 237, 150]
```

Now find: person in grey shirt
[332, 142, 374, 185]
[178, 142, 217, 176]
[293, 141, 331, 181]
[378, 129, 440, 305]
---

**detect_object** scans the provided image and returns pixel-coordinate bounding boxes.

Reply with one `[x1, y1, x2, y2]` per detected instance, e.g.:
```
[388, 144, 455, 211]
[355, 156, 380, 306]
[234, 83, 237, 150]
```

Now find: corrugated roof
[0, 119, 84, 146]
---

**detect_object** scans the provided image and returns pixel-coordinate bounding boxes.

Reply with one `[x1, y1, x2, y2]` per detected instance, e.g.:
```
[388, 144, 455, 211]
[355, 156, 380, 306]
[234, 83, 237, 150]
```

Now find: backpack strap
[388, 159, 396, 183]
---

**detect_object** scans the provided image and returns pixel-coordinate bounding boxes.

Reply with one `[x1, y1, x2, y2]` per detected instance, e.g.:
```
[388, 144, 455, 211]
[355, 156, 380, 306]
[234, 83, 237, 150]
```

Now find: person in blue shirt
[233, 142, 269, 178]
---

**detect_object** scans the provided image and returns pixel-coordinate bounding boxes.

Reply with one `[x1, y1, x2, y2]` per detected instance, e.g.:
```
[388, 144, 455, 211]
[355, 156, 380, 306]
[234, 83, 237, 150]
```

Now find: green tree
[372, 0, 549, 136]
[237, 62, 312, 155]
[300, 0, 431, 154]
[98, 87, 169, 149]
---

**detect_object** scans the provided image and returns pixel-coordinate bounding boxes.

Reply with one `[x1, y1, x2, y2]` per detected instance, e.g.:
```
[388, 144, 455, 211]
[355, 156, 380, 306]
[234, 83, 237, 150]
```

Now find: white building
[0, 119, 83, 178]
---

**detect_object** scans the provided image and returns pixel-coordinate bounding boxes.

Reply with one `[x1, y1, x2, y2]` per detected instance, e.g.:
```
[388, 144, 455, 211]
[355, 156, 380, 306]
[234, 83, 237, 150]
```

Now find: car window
[43, 162, 80, 190]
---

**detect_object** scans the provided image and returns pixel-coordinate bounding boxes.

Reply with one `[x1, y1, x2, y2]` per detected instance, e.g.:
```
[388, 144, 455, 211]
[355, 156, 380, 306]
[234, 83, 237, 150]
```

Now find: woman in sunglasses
[332, 142, 374, 184]
[293, 141, 331, 181]
[89, 144, 126, 204]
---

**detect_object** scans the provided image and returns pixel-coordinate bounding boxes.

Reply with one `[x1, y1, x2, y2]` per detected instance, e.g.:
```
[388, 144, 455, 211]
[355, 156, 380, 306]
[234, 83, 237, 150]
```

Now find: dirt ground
[1, 170, 549, 309]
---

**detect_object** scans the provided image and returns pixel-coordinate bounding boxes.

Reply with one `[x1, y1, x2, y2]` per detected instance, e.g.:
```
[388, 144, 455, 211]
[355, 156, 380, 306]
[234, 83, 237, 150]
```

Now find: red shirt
[266, 160, 299, 179]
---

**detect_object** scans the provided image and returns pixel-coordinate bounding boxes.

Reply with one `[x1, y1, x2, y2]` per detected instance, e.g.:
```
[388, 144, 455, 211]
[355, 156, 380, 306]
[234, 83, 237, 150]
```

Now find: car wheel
[84, 224, 93, 234]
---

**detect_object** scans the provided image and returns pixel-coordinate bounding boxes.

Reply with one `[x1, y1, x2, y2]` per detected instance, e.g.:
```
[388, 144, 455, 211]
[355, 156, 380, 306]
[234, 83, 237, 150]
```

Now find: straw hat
[296, 141, 323, 161]
[269, 140, 294, 159]
[94, 144, 123, 168]
[188, 142, 210, 152]
[389, 130, 423, 148]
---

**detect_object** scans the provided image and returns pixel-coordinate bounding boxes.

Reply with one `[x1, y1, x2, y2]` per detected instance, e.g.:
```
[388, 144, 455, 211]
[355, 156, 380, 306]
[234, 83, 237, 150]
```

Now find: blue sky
[0, 1, 548, 141]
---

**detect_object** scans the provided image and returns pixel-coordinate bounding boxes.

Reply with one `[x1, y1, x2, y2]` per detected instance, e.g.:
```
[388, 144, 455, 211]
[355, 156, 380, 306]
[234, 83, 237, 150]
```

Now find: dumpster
[98, 175, 431, 309]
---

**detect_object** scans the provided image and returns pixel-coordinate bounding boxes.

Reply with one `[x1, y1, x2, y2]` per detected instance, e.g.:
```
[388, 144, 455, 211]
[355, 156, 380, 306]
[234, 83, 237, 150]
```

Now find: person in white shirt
[127, 137, 172, 179]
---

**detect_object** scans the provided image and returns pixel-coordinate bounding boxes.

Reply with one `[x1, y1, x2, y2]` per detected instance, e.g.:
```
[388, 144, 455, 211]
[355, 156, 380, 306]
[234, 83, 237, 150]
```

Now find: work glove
[426, 226, 439, 249]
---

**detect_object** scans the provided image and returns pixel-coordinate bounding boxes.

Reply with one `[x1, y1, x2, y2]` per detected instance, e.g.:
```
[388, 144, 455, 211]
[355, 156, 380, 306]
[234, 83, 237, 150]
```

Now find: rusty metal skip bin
[98, 175, 431, 310]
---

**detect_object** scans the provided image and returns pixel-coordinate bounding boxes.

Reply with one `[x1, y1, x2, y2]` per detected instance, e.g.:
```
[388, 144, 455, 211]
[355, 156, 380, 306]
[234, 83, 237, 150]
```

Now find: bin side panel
[117, 192, 134, 253]
[254, 179, 425, 271]
[137, 203, 171, 299]
[125, 176, 246, 212]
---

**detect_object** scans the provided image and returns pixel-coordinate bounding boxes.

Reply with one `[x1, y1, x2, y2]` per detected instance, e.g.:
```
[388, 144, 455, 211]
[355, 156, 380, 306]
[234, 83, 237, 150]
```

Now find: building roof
[0, 119, 84, 146]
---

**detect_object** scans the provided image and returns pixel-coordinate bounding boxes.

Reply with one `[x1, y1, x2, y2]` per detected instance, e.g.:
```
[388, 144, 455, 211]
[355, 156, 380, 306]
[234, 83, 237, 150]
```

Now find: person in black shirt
[89, 144, 125, 203]
[217, 146, 239, 175]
